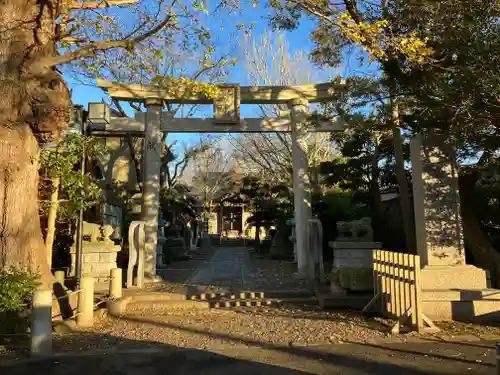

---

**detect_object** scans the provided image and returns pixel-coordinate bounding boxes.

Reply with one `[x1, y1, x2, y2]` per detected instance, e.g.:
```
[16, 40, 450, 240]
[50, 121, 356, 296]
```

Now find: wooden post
[394, 253, 402, 318]
[373, 250, 379, 305]
[77, 277, 94, 327]
[381, 250, 388, 315]
[403, 253, 411, 320]
[109, 268, 123, 299]
[31, 289, 52, 357]
[54, 270, 65, 286]
[389, 252, 396, 316]
[409, 255, 418, 328]
[414, 255, 424, 332]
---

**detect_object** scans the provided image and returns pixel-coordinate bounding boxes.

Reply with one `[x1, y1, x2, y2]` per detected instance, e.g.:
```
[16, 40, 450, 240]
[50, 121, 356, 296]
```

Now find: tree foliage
[39, 133, 107, 220]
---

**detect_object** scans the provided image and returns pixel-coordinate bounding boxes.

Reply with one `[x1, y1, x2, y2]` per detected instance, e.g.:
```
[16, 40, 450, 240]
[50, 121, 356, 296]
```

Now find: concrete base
[423, 289, 500, 323]
[421, 265, 500, 322]
[143, 274, 163, 283]
[420, 265, 489, 290]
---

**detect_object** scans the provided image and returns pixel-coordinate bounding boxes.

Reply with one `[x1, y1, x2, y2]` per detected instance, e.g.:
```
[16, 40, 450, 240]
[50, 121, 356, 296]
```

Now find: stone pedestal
[70, 244, 121, 284]
[329, 241, 381, 292]
[70, 222, 121, 284]
[411, 132, 492, 321]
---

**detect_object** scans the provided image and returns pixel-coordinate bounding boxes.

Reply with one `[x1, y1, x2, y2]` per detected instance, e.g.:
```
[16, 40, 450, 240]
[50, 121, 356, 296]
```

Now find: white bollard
[31, 289, 53, 357]
[109, 268, 123, 299]
[54, 270, 65, 286]
[77, 277, 94, 327]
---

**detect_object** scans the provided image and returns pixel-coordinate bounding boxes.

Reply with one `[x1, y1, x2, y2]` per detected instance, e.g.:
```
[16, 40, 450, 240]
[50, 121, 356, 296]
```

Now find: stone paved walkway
[153, 246, 309, 295]
[186, 247, 249, 292]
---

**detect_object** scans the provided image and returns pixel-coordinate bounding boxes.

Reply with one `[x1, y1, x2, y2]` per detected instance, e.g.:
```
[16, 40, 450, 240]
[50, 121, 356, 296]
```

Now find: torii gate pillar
[288, 99, 312, 277]
[142, 99, 163, 279]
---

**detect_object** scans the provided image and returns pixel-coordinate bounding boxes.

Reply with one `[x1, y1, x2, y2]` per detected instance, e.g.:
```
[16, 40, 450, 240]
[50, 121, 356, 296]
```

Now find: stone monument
[411, 132, 498, 322]
[164, 223, 190, 262]
[70, 221, 121, 284]
[328, 217, 381, 293]
[269, 218, 294, 260]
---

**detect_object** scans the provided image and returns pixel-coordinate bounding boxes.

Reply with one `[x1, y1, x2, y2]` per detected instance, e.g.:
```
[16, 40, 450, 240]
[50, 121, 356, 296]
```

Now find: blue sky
[66, 1, 376, 151]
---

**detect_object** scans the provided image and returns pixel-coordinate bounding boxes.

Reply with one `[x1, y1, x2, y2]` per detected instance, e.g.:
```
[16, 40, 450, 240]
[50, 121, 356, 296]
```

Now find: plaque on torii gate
[213, 84, 240, 125]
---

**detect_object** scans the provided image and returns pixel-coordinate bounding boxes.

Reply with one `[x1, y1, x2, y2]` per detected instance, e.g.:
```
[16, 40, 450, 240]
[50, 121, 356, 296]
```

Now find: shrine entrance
[91, 78, 345, 286]
[222, 205, 243, 234]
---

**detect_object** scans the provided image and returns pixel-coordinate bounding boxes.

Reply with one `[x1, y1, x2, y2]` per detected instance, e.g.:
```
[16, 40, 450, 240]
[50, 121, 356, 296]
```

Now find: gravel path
[65, 306, 387, 351]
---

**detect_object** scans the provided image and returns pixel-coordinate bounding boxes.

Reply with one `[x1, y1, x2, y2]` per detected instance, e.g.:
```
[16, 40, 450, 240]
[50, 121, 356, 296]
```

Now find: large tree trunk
[458, 170, 500, 288]
[0, 0, 71, 286]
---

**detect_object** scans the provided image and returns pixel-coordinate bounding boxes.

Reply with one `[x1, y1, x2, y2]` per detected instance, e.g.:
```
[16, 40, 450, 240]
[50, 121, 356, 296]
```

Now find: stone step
[314, 286, 372, 310]
[187, 291, 265, 301]
[210, 299, 275, 308]
[261, 290, 313, 299]
[423, 299, 500, 323]
[423, 289, 500, 301]
[127, 299, 211, 310]
[124, 291, 188, 302]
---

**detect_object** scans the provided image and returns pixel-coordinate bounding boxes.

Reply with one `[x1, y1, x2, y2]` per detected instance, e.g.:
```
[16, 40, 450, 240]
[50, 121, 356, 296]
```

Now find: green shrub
[0, 268, 39, 314]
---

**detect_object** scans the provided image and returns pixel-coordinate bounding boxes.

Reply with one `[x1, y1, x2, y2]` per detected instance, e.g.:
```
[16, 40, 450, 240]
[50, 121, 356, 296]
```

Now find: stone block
[99, 252, 117, 263]
[330, 241, 382, 249]
[422, 299, 500, 323]
[84, 253, 100, 263]
[83, 263, 93, 274]
[333, 268, 373, 291]
[420, 265, 488, 290]
[331, 242, 381, 269]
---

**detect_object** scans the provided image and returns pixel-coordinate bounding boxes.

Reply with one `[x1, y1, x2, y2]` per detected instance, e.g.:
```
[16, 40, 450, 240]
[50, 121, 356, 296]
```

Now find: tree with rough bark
[0, 0, 241, 284]
[228, 30, 338, 187]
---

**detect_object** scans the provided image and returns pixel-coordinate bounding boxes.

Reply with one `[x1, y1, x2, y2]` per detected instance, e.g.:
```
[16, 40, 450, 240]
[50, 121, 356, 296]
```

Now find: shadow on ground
[2, 314, 493, 375]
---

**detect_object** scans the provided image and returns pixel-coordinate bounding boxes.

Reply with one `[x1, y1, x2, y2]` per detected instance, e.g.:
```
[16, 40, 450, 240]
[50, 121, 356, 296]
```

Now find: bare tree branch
[39, 0, 178, 67]
[236, 30, 338, 185]
[70, 0, 139, 9]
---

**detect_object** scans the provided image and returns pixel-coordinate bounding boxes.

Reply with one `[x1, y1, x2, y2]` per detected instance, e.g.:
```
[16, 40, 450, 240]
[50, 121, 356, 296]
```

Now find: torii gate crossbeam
[95, 79, 345, 286]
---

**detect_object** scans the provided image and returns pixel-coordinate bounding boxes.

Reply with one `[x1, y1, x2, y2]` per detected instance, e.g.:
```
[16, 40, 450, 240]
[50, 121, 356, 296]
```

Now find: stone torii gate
[95, 79, 345, 281]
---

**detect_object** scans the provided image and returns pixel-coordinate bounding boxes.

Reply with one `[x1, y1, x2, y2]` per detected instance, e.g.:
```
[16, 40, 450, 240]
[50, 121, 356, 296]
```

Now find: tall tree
[0, 0, 238, 283]
[228, 30, 338, 187]
[268, 0, 436, 252]
[186, 137, 239, 231]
